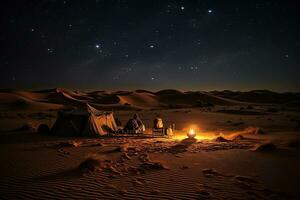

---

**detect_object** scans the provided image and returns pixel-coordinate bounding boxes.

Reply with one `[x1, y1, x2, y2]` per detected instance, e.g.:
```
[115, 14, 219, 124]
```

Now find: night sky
[1, 0, 299, 91]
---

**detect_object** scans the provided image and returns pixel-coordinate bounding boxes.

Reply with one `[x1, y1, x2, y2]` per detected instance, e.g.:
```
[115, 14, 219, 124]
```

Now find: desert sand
[0, 88, 300, 199]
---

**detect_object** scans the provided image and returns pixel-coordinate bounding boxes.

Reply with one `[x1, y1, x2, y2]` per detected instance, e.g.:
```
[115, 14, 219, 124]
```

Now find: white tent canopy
[51, 104, 117, 136]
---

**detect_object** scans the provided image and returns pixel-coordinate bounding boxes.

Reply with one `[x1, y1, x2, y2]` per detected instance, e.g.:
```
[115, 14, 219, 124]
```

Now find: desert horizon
[1, 87, 299, 112]
[3, 87, 300, 93]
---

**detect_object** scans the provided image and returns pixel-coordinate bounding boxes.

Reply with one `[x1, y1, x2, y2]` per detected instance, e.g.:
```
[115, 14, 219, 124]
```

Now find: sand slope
[0, 134, 299, 200]
[157, 91, 240, 107]
[1, 88, 299, 111]
[211, 90, 300, 104]
[0, 92, 64, 111]
[118, 92, 163, 108]
[0, 98, 300, 199]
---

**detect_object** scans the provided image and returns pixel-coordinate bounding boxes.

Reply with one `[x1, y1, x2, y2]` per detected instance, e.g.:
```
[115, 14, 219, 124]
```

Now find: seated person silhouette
[124, 113, 145, 133]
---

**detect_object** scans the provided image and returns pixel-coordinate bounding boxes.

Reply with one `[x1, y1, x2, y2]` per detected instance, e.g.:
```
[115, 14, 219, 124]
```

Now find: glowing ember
[187, 128, 196, 138]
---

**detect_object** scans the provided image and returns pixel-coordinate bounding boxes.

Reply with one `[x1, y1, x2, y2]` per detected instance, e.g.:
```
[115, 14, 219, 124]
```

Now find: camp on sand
[51, 103, 172, 137]
[51, 104, 118, 136]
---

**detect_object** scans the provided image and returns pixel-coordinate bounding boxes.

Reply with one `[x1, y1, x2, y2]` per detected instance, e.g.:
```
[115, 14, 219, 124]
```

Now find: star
[95, 44, 100, 48]
[208, 9, 213, 13]
[180, 6, 185, 10]
[31, 28, 35, 32]
[149, 45, 154, 48]
[47, 48, 54, 53]
[151, 77, 155, 80]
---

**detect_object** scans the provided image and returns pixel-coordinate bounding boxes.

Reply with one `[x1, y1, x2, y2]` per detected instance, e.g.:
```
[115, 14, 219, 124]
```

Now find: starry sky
[0, 0, 299, 91]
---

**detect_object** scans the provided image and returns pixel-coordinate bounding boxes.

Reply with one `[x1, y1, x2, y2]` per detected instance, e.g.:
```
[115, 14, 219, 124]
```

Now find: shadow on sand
[169, 138, 197, 153]
[27, 168, 83, 183]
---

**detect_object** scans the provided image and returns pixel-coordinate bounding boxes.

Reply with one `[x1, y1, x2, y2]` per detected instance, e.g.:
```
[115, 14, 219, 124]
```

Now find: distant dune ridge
[0, 88, 299, 111]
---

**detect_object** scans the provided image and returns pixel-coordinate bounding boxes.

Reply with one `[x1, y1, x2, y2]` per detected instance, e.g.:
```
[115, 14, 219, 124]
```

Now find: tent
[51, 104, 117, 136]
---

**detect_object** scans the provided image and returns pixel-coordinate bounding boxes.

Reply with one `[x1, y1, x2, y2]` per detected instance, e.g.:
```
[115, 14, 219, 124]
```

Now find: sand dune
[0, 92, 63, 111]
[118, 92, 163, 108]
[157, 91, 240, 107]
[156, 89, 184, 96]
[211, 90, 300, 104]
[14, 90, 50, 101]
[135, 89, 155, 95]
[0, 88, 299, 112]
[92, 94, 121, 104]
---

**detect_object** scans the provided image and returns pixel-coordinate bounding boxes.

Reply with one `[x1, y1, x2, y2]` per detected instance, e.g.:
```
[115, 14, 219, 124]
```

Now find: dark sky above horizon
[0, 0, 299, 91]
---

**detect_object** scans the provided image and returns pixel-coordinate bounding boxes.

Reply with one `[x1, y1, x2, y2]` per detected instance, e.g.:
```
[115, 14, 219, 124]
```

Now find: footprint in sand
[132, 179, 143, 186]
[150, 189, 161, 195]
[197, 189, 214, 198]
[202, 168, 225, 178]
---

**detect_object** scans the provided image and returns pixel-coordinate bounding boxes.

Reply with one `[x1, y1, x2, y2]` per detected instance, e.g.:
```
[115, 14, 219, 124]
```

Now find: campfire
[187, 128, 196, 138]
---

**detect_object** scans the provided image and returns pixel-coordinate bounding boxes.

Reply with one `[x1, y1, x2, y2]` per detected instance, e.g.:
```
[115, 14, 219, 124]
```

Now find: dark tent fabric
[51, 104, 117, 136]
